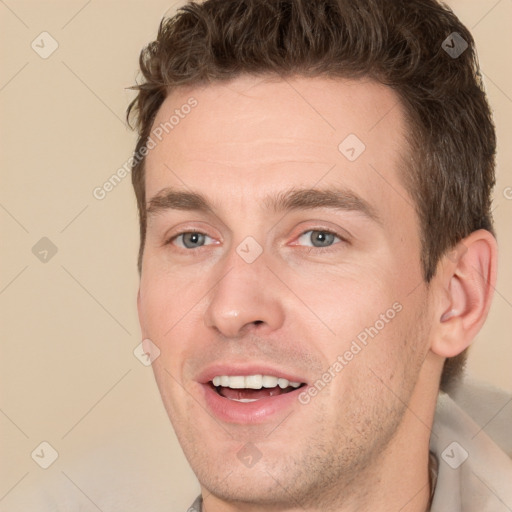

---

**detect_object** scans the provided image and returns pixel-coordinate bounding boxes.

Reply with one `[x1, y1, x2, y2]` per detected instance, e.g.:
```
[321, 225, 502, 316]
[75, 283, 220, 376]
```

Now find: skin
[137, 76, 497, 512]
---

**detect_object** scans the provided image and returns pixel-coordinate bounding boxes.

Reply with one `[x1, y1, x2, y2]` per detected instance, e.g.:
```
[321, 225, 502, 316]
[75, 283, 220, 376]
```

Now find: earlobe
[431, 229, 497, 358]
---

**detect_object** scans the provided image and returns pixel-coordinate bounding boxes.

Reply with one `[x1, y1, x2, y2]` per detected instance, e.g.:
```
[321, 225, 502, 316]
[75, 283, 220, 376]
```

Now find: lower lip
[201, 383, 304, 424]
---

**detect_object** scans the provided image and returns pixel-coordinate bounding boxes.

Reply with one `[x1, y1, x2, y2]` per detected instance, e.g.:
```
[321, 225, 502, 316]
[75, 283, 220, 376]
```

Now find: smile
[211, 374, 304, 402]
[200, 370, 308, 423]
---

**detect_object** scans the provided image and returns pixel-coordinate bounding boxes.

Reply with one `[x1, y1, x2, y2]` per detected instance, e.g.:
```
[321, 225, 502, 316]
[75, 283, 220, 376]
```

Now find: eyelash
[165, 228, 347, 254]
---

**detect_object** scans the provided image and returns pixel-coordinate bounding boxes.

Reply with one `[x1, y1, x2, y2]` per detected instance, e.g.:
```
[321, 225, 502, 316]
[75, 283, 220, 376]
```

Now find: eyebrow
[146, 186, 380, 224]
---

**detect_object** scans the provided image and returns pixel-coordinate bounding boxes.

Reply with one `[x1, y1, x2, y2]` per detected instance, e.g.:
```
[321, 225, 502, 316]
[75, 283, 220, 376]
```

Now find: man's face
[138, 76, 434, 507]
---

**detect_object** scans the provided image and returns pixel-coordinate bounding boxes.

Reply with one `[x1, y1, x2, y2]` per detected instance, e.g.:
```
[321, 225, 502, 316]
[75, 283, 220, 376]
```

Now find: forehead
[144, 75, 414, 227]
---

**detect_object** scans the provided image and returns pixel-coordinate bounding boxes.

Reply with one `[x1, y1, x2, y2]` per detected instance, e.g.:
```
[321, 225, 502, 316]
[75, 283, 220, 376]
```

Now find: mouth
[198, 369, 308, 424]
[209, 374, 306, 403]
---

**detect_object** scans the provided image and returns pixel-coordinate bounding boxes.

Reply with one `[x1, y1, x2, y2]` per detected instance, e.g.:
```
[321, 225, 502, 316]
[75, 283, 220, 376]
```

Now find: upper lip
[196, 363, 309, 385]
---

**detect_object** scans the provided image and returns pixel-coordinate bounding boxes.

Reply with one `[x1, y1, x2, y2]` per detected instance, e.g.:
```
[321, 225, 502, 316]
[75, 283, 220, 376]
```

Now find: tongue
[218, 386, 289, 400]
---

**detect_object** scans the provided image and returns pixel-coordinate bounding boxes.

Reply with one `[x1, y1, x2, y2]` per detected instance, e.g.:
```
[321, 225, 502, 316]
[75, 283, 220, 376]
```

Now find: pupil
[313, 231, 333, 247]
[184, 232, 204, 248]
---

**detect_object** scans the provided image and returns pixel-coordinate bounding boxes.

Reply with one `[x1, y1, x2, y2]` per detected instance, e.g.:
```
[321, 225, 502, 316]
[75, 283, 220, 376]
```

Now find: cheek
[298, 273, 401, 345]
[138, 275, 200, 378]
[301, 272, 423, 389]
[322, 305, 423, 432]
[139, 267, 205, 334]
[359, 299, 427, 389]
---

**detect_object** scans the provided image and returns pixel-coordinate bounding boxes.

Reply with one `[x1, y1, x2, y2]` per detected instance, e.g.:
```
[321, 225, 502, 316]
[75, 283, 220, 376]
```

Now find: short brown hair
[127, 0, 497, 390]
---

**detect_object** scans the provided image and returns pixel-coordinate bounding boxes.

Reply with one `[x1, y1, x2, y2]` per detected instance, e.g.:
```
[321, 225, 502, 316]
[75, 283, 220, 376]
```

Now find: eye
[170, 231, 215, 249]
[296, 229, 343, 249]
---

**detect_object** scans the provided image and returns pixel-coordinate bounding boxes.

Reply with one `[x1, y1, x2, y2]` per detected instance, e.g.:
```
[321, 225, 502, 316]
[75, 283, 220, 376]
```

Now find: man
[128, 0, 512, 510]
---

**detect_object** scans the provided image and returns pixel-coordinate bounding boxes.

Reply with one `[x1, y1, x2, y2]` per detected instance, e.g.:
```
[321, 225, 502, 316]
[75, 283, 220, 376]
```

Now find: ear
[430, 229, 498, 358]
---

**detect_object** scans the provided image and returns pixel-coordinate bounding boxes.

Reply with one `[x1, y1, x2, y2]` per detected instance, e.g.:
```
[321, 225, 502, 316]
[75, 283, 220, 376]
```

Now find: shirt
[187, 381, 512, 512]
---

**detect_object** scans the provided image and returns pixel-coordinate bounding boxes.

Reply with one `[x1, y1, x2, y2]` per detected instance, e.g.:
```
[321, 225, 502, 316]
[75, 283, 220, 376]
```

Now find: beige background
[1, 0, 511, 510]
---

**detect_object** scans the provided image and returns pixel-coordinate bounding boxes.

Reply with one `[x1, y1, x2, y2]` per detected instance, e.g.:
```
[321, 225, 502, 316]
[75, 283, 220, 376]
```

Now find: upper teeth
[212, 375, 302, 389]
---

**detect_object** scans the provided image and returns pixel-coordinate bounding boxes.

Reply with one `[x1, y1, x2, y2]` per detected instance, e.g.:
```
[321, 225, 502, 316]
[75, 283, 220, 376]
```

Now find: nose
[203, 245, 286, 339]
